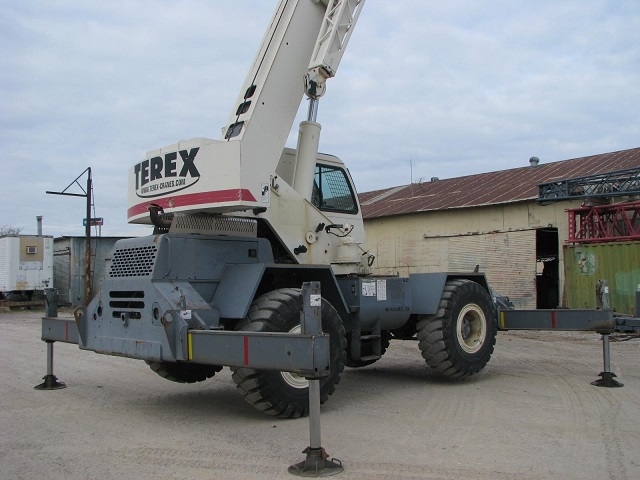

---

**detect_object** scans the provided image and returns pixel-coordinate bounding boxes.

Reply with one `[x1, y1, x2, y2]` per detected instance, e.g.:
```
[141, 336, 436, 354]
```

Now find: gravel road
[1, 308, 639, 480]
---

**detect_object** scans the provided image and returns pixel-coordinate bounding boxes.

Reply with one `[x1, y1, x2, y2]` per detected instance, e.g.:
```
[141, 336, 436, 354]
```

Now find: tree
[0, 225, 23, 236]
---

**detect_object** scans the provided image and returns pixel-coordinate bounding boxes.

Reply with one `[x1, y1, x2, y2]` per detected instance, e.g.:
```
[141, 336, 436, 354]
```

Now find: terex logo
[134, 147, 200, 198]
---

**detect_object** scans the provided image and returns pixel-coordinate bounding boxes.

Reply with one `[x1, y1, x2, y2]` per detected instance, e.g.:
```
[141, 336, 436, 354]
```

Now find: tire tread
[416, 279, 496, 378]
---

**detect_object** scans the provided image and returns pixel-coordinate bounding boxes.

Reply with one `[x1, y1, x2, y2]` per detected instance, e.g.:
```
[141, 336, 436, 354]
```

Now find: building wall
[362, 200, 582, 309]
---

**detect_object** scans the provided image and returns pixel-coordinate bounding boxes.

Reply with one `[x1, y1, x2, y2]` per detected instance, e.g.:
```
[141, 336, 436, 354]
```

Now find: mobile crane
[39, 0, 622, 417]
[80, 0, 498, 417]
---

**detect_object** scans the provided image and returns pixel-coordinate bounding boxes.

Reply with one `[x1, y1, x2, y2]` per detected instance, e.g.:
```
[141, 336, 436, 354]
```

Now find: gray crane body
[78, 229, 488, 364]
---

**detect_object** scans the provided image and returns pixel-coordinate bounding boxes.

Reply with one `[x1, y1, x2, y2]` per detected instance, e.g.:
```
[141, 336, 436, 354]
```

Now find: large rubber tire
[345, 331, 391, 368]
[417, 279, 496, 378]
[231, 288, 347, 418]
[146, 361, 223, 383]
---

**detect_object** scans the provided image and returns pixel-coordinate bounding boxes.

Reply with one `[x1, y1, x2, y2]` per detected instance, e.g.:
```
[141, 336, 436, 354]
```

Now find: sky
[1, 0, 639, 237]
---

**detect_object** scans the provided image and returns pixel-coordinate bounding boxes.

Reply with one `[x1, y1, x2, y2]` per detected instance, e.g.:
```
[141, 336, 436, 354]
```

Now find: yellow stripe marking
[187, 333, 193, 360]
[499, 311, 505, 329]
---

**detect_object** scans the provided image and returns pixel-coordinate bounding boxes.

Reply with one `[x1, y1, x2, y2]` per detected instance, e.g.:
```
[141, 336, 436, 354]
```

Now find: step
[360, 334, 381, 341]
[360, 355, 381, 362]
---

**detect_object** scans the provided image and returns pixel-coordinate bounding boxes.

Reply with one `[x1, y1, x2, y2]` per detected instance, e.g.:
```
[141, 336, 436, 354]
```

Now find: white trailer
[0, 235, 54, 299]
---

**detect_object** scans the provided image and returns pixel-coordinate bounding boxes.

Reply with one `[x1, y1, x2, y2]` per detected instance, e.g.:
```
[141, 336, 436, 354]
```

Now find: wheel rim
[456, 304, 486, 354]
[280, 325, 309, 389]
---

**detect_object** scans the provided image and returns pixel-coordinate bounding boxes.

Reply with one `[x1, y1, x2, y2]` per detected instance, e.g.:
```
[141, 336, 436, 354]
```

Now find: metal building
[359, 147, 640, 313]
[53, 236, 130, 306]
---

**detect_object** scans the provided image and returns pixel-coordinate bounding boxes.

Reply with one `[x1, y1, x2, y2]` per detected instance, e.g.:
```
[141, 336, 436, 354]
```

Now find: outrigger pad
[34, 374, 66, 390]
[591, 371, 623, 388]
[289, 447, 344, 477]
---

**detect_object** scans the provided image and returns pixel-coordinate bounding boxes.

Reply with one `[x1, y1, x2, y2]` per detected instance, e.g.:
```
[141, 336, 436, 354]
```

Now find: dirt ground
[1, 308, 639, 480]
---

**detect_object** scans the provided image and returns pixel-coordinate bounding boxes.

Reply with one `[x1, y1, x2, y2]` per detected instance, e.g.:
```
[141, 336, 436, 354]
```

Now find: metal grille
[170, 215, 257, 236]
[108, 245, 157, 277]
[109, 290, 144, 319]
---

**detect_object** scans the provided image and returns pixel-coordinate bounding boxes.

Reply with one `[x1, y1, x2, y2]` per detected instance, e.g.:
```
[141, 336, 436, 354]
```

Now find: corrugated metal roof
[360, 147, 640, 219]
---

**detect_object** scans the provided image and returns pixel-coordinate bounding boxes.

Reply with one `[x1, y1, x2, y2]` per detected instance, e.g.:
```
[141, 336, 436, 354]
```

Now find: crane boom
[223, 0, 325, 143]
[127, 0, 365, 224]
[538, 167, 640, 203]
[306, 0, 366, 99]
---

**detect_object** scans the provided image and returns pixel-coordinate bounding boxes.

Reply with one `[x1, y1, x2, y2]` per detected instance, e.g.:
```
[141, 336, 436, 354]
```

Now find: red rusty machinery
[567, 200, 640, 243]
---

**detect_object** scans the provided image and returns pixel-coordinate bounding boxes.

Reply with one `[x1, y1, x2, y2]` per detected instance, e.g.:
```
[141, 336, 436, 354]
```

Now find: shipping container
[564, 242, 640, 315]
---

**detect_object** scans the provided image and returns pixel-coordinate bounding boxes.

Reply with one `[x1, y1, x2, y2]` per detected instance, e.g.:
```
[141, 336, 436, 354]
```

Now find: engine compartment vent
[109, 245, 158, 277]
[169, 214, 257, 237]
[108, 290, 145, 319]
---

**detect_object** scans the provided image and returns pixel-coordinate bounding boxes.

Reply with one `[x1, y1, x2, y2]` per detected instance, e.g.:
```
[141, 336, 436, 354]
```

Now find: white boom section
[128, 0, 327, 222]
[294, 0, 365, 202]
[305, 0, 366, 98]
[222, 0, 325, 145]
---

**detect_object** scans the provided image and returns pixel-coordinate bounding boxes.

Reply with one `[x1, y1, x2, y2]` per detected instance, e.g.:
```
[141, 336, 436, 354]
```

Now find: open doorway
[536, 228, 559, 308]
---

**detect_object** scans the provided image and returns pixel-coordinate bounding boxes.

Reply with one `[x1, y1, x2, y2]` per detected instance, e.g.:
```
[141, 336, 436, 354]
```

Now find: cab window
[312, 164, 358, 214]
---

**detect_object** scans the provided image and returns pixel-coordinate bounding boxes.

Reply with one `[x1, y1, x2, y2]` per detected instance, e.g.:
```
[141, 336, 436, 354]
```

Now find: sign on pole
[83, 217, 104, 226]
